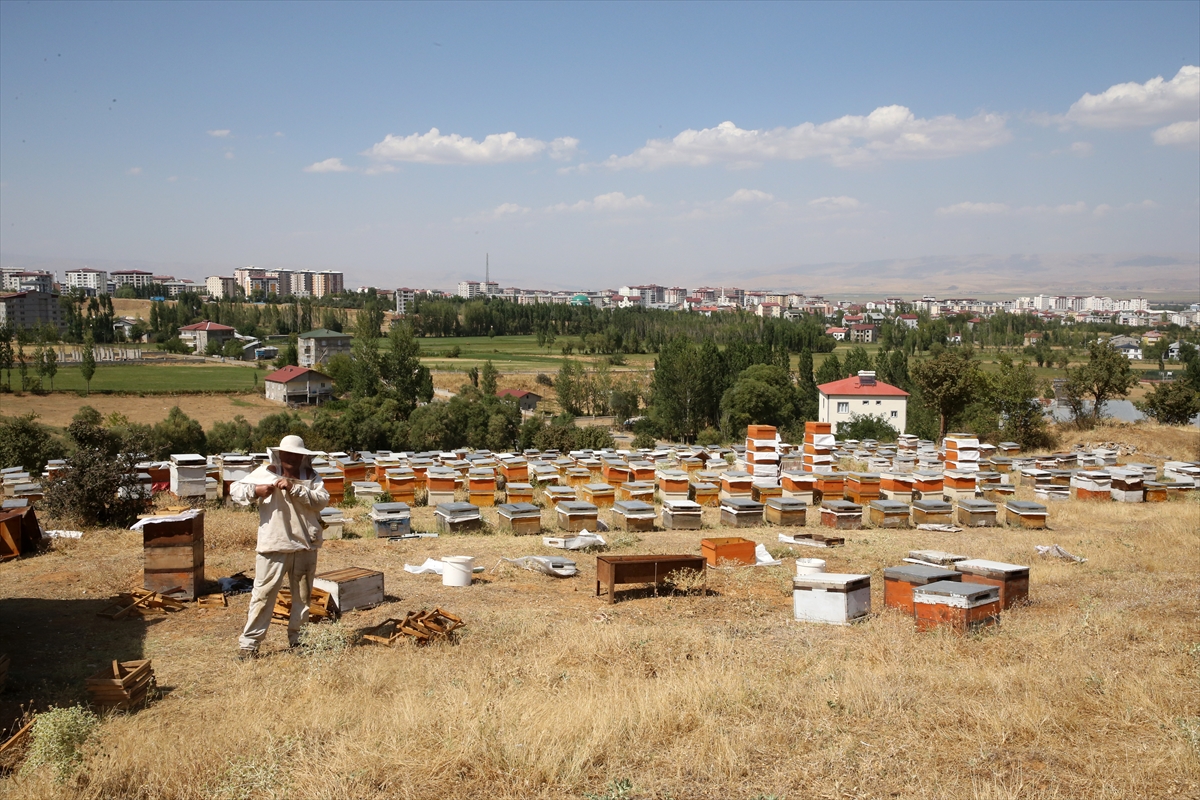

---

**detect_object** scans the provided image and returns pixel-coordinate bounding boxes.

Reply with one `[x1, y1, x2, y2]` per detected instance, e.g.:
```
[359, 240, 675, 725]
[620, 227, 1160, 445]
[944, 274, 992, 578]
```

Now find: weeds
[584, 778, 634, 800]
[19, 706, 98, 783]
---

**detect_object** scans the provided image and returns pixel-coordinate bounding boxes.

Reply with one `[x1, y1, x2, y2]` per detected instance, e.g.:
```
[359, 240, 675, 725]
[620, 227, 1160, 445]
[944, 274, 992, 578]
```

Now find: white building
[111, 270, 156, 289]
[395, 287, 416, 315]
[817, 371, 909, 435]
[65, 268, 108, 294]
[206, 276, 238, 299]
[457, 280, 482, 299]
[264, 365, 333, 405]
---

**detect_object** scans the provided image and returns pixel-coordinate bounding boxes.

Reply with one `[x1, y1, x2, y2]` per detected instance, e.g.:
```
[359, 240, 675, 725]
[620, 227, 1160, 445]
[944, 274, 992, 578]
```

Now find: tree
[795, 349, 819, 422]
[379, 322, 433, 416]
[80, 332, 97, 395]
[649, 336, 708, 442]
[43, 414, 150, 527]
[1136, 380, 1200, 426]
[720, 364, 797, 435]
[221, 338, 244, 359]
[0, 326, 13, 389]
[151, 407, 207, 458]
[911, 349, 981, 440]
[555, 360, 587, 416]
[0, 413, 66, 472]
[207, 415, 255, 453]
[814, 353, 843, 386]
[16, 342, 28, 391]
[43, 344, 57, 389]
[842, 346, 872, 377]
[837, 413, 899, 442]
[1063, 340, 1138, 428]
[992, 355, 1053, 449]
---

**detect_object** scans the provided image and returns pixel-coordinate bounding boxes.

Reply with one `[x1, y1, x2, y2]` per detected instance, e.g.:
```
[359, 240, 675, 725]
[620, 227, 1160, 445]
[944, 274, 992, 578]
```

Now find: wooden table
[595, 554, 706, 603]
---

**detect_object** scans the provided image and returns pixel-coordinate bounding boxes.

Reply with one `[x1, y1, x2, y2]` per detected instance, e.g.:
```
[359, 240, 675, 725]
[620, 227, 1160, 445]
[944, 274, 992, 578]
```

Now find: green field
[407, 335, 657, 373]
[24, 364, 265, 393]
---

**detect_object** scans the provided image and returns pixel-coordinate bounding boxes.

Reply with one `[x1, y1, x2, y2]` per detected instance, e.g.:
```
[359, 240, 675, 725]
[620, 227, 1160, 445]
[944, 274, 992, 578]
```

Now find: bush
[21, 705, 99, 782]
[151, 406, 206, 458]
[837, 413, 900, 442]
[1136, 380, 1200, 426]
[632, 431, 658, 449]
[0, 413, 65, 472]
[43, 415, 151, 527]
[535, 373, 554, 387]
[695, 427, 723, 447]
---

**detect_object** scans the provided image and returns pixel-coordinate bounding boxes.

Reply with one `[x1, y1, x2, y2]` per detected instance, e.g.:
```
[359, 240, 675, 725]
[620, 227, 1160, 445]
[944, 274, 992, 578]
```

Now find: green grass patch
[37, 364, 264, 393]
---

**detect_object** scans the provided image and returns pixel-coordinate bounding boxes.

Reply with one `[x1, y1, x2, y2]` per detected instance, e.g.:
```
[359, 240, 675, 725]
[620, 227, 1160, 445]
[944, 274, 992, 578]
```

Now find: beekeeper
[230, 434, 329, 660]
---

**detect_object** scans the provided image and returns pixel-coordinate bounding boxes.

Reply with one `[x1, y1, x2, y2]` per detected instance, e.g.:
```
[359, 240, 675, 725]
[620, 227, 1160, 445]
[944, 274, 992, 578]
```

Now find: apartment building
[111, 270, 156, 289]
[65, 268, 108, 295]
[0, 290, 66, 332]
[205, 276, 239, 299]
[395, 288, 416, 315]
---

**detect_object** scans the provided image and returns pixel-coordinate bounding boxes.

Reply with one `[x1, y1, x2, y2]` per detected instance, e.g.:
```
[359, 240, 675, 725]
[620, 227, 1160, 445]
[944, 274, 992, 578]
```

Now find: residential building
[664, 287, 688, 304]
[312, 270, 344, 297]
[65, 268, 108, 295]
[111, 270, 156, 289]
[756, 302, 782, 318]
[264, 365, 333, 405]
[0, 290, 65, 332]
[297, 328, 352, 368]
[826, 326, 848, 341]
[1108, 335, 1143, 360]
[496, 389, 542, 413]
[1142, 330, 1166, 347]
[849, 323, 878, 343]
[162, 279, 196, 297]
[2, 271, 54, 293]
[818, 371, 909, 435]
[457, 280, 482, 299]
[206, 276, 239, 299]
[898, 314, 919, 329]
[178, 320, 235, 353]
[1023, 331, 1044, 347]
[395, 287, 416, 315]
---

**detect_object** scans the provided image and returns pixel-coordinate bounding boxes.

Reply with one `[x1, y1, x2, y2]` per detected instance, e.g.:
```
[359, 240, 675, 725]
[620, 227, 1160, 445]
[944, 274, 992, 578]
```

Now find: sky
[1, 1, 1198, 294]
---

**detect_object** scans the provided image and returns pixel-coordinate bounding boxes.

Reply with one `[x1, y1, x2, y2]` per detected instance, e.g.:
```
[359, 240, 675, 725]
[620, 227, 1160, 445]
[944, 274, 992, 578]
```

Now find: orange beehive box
[913, 473, 943, 494]
[565, 468, 592, 488]
[701, 536, 756, 567]
[746, 425, 777, 440]
[805, 421, 832, 434]
[815, 475, 844, 496]
[505, 483, 534, 504]
[944, 471, 977, 491]
[629, 463, 656, 482]
[913, 581, 1001, 633]
[881, 474, 913, 493]
[602, 462, 631, 487]
[658, 470, 690, 494]
[720, 473, 753, 495]
[426, 469, 457, 493]
[782, 472, 817, 493]
[499, 461, 529, 483]
[883, 565, 961, 614]
[953, 559, 1029, 609]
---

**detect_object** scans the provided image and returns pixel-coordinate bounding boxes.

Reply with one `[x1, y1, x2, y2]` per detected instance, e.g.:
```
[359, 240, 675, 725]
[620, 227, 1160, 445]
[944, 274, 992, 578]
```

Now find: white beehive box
[313, 567, 384, 614]
[793, 573, 871, 625]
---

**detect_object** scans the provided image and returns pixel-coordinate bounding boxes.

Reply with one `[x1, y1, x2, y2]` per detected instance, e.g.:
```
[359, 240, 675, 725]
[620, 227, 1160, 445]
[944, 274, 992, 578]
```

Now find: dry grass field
[1, 431, 1198, 799]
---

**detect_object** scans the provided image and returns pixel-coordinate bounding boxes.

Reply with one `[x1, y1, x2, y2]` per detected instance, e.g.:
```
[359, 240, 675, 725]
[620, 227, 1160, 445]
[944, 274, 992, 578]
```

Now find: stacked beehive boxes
[139, 509, 204, 600]
[943, 434, 979, 472]
[744, 424, 781, 479]
[467, 468, 497, 507]
[801, 421, 836, 474]
[169, 454, 207, 499]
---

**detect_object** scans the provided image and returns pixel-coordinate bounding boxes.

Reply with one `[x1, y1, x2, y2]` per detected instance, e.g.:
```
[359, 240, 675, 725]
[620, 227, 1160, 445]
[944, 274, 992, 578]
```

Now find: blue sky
[1, 1, 1197, 293]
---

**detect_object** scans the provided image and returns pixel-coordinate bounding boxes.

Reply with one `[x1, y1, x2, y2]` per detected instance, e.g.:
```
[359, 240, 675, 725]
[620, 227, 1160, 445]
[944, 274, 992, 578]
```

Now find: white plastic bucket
[442, 556, 475, 587]
[795, 558, 826, 576]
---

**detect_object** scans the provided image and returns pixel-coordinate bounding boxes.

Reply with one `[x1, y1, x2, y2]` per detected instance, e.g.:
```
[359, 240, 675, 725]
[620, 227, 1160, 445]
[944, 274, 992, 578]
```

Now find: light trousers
[239, 549, 319, 650]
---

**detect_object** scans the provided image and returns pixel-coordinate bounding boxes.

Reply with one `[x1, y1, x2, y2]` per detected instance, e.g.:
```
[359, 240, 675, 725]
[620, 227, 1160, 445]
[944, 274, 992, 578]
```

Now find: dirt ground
[1, 393, 291, 429]
[1, 461, 1197, 798]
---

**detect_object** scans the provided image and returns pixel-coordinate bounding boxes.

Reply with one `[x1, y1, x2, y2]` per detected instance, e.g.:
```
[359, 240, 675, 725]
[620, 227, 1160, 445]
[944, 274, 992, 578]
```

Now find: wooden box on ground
[544, 485, 577, 505]
[602, 462, 630, 488]
[764, 497, 806, 526]
[368, 502, 411, 538]
[1005, 500, 1048, 529]
[720, 471, 754, 500]
[956, 498, 998, 527]
[557, 501, 599, 532]
[868, 499, 910, 528]
[720, 498, 764, 528]
[820, 500, 863, 530]
[581, 483, 616, 509]
[499, 459, 528, 484]
[883, 564, 961, 614]
[701, 536, 756, 567]
[613, 500, 656, 532]
[912, 471, 943, 498]
[657, 470, 690, 498]
[793, 573, 871, 625]
[565, 468, 592, 488]
[0, 505, 41, 561]
[1144, 481, 1167, 502]
[981, 484, 1015, 503]
[497, 502, 542, 535]
[815, 474, 844, 501]
[751, 482, 783, 503]
[911, 498, 953, 525]
[313, 567, 384, 614]
[954, 559, 1029, 609]
[913, 580, 1001, 633]
[662, 499, 703, 530]
[86, 659, 155, 710]
[617, 481, 656, 503]
[595, 554, 706, 604]
[434, 502, 482, 534]
[689, 481, 720, 507]
[140, 510, 204, 601]
[505, 483, 534, 504]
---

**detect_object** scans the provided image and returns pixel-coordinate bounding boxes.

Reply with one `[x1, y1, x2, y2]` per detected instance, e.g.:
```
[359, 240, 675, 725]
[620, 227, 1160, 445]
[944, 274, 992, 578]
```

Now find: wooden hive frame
[85, 659, 155, 710]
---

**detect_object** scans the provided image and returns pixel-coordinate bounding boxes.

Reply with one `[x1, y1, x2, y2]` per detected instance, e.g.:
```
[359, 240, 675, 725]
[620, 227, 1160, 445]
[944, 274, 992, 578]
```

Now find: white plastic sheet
[404, 558, 484, 575]
[753, 543, 781, 567]
[497, 556, 578, 577]
[542, 532, 606, 550]
[1035, 544, 1087, 563]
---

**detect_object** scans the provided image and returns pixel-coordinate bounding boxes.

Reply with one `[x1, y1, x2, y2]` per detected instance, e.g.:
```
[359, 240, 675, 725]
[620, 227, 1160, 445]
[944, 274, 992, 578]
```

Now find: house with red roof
[179, 320, 235, 353]
[264, 365, 333, 405]
[496, 388, 543, 413]
[818, 371, 909, 434]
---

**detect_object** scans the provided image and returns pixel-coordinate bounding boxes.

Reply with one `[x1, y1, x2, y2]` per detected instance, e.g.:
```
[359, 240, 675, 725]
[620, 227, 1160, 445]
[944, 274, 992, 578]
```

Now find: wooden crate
[505, 483, 534, 504]
[911, 499, 952, 525]
[956, 499, 998, 527]
[556, 501, 599, 533]
[313, 567, 384, 614]
[581, 483, 615, 509]
[868, 500, 910, 528]
[497, 503, 542, 535]
[701, 537, 756, 567]
[820, 501, 862, 530]
[613, 500, 656, 532]
[662, 501, 703, 530]
[85, 659, 155, 710]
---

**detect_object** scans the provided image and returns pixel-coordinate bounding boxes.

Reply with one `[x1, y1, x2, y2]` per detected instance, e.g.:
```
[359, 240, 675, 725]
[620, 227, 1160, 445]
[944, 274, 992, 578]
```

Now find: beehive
[793, 573, 871, 625]
[764, 497, 806, 526]
[911, 498, 953, 525]
[556, 501, 599, 532]
[868, 499, 910, 528]
[719, 471, 754, 500]
[434, 502, 482, 534]
[497, 502, 542, 535]
[820, 500, 863, 530]
[140, 511, 204, 601]
[719, 497, 764, 528]
[613, 500, 657, 532]
[581, 483, 615, 509]
[913, 580, 1001, 633]
[1004, 499, 1048, 529]
[883, 565, 961, 614]
[616, 481, 655, 503]
[956, 498, 998, 527]
[662, 499, 703, 530]
[954, 559, 1029, 609]
[505, 482, 534, 504]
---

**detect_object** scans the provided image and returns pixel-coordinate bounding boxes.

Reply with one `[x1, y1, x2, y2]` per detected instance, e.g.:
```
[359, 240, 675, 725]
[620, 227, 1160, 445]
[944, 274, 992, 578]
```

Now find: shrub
[535, 373, 554, 387]
[694, 427, 723, 447]
[20, 705, 99, 783]
[632, 431, 658, 449]
[0, 413, 65, 472]
[837, 413, 900, 442]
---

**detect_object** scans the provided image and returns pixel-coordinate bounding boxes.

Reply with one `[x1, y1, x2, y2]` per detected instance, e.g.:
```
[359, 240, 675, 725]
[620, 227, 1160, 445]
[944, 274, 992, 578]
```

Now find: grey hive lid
[955, 558, 1029, 577]
[793, 572, 871, 592]
[613, 500, 655, 514]
[722, 498, 764, 511]
[766, 497, 805, 510]
[497, 502, 540, 518]
[371, 502, 411, 515]
[557, 501, 598, 513]
[435, 502, 480, 517]
[957, 498, 997, 511]
[914, 580, 999, 601]
[869, 499, 909, 512]
[821, 500, 862, 512]
[664, 499, 702, 512]
[584, 483, 615, 492]
[912, 498, 952, 512]
[884, 564, 960, 584]
[1005, 500, 1047, 513]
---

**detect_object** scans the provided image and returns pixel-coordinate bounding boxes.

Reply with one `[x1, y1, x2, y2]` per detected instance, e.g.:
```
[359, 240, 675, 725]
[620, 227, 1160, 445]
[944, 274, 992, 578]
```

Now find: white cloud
[808, 195, 860, 211]
[726, 189, 775, 204]
[1065, 65, 1199, 128]
[363, 128, 578, 165]
[1152, 119, 1200, 147]
[224, 151, 234, 160]
[492, 202, 530, 218]
[547, 191, 652, 213]
[1018, 201, 1088, 216]
[936, 201, 1011, 216]
[127, 167, 141, 175]
[274, 131, 284, 138]
[597, 105, 1010, 170]
[1068, 141, 1093, 157]
[207, 129, 231, 138]
[304, 158, 352, 173]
